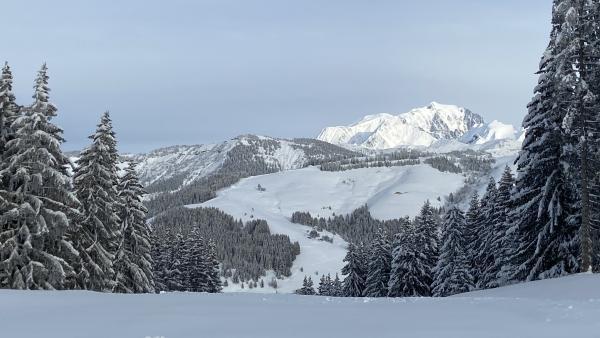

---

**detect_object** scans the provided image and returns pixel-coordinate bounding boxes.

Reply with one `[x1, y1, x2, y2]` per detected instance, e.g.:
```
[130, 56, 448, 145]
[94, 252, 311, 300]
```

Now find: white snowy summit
[317, 102, 518, 150]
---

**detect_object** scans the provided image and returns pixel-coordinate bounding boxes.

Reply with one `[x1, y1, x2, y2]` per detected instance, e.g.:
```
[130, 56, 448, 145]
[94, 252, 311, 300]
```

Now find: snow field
[3, 274, 600, 338]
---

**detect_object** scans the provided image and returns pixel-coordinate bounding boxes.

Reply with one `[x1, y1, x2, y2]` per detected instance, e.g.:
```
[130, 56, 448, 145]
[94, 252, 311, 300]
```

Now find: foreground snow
[3, 274, 600, 338]
[193, 165, 464, 292]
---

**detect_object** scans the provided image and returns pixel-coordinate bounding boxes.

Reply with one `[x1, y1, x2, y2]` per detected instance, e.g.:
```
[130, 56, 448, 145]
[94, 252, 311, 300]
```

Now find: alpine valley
[133, 102, 522, 293]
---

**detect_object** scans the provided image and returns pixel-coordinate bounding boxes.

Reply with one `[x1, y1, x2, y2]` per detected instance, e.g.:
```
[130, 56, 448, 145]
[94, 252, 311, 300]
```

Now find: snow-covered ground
[3, 274, 600, 338]
[191, 165, 464, 292]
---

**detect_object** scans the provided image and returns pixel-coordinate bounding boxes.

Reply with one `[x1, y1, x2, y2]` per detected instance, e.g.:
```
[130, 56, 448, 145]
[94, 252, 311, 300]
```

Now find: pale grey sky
[4, 0, 551, 152]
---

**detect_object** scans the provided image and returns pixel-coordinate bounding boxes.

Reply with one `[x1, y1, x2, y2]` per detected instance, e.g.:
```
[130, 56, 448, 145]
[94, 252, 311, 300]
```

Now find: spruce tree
[464, 192, 482, 285]
[432, 205, 473, 297]
[483, 166, 515, 288]
[341, 242, 366, 297]
[474, 177, 497, 289]
[72, 111, 121, 291]
[388, 223, 430, 297]
[0, 64, 79, 290]
[332, 273, 343, 297]
[296, 275, 316, 295]
[557, 0, 600, 273]
[205, 238, 222, 293]
[414, 200, 439, 289]
[363, 228, 392, 297]
[182, 228, 207, 292]
[507, 1, 580, 282]
[113, 163, 155, 293]
[0, 62, 17, 155]
[165, 233, 186, 291]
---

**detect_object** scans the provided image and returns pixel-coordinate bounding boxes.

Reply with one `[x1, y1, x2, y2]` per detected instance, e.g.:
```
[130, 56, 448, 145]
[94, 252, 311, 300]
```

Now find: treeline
[316, 149, 424, 172]
[151, 207, 300, 284]
[318, 149, 493, 175]
[291, 206, 415, 245]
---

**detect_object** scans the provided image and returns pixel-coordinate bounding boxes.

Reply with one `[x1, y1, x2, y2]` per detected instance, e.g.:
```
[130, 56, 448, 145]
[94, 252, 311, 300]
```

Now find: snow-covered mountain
[130, 135, 358, 190]
[318, 102, 520, 150]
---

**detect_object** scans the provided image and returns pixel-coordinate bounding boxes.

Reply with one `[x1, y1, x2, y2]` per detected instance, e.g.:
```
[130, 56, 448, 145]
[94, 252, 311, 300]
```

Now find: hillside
[194, 164, 466, 292]
[3, 274, 599, 338]
[133, 135, 359, 192]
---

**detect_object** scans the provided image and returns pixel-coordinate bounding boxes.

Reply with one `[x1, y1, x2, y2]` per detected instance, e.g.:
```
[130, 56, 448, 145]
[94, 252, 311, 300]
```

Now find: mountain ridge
[318, 102, 520, 150]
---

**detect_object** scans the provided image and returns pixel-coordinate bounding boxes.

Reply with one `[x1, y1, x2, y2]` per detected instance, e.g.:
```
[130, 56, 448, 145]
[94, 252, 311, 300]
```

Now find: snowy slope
[318, 102, 520, 151]
[132, 135, 357, 189]
[3, 274, 600, 338]
[193, 165, 465, 293]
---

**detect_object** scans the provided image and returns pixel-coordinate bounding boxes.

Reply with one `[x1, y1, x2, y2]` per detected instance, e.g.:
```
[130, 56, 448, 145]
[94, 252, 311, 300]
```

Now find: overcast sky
[4, 0, 551, 153]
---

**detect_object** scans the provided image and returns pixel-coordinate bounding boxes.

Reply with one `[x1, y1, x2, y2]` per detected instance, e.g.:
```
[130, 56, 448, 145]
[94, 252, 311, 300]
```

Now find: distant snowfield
[3, 274, 600, 338]
[191, 165, 465, 292]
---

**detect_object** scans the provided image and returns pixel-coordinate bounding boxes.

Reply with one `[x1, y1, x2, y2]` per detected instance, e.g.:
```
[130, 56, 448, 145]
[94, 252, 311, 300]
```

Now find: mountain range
[317, 102, 520, 150]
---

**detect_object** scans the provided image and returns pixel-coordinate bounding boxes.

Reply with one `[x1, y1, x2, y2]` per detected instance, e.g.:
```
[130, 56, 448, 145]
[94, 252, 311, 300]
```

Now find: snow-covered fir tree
[483, 166, 515, 288]
[474, 177, 497, 289]
[387, 223, 430, 297]
[318, 274, 332, 296]
[432, 202, 473, 297]
[150, 233, 168, 292]
[363, 228, 392, 297]
[165, 233, 186, 291]
[0, 62, 17, 156]
[113, 163, 155, 293]
[557, 0, 600, 273]
[182, 228, 208, 292]
[341, 242, 366, 297]
[464, 192, 483, 285]
[414, 200, 439, 288]
[295, 275, 316, 295]
[204, 238, 222, 293]
[465, 191, 483, 285]
[72, 111, 121, 291]
[332, 273, 343, 297]
[0, 64, 80, 290]
[507, 0, 580, 282]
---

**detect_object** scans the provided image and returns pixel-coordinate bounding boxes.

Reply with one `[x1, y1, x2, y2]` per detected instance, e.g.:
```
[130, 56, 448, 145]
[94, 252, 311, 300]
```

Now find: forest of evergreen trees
[150, 207, 300, 286]
[0, 64, 220, 294]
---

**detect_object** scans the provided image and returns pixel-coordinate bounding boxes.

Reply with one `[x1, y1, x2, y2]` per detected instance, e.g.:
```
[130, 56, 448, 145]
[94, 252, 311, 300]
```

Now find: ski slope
[3, 274, 600, 338]
[191, 164, 465, 292]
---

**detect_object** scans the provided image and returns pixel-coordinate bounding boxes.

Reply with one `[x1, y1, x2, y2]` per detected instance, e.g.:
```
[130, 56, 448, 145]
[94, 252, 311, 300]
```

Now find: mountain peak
[317, 103, 514, 150]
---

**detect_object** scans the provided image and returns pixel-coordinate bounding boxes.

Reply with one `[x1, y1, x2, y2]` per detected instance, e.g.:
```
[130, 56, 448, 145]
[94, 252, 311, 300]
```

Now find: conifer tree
[205, 238, 222, 293]
[464, 192, 482, 284]
[508, 1, 580, 282]
[296, 275, 316, 295]
[113, 163, 154, 293]
[182, 228, 207, 292]
[165, 233, 186, 291]
[332, 273, 343, 297]
[0, 64, 79, 290]
[341, 242, 366, 297]
[557, 0, 600, 273]
[388, 224, 430, 297]
[432, 205, 473, 297]
[414, 200, 439, 285]
[0, 62, 17, 156]
[474, 177, 497, 289]
[72, 111, 121, 291]
[482, 166, 515, 288]
[363, 228, 392, 297]
[150, 233, 167, 292]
